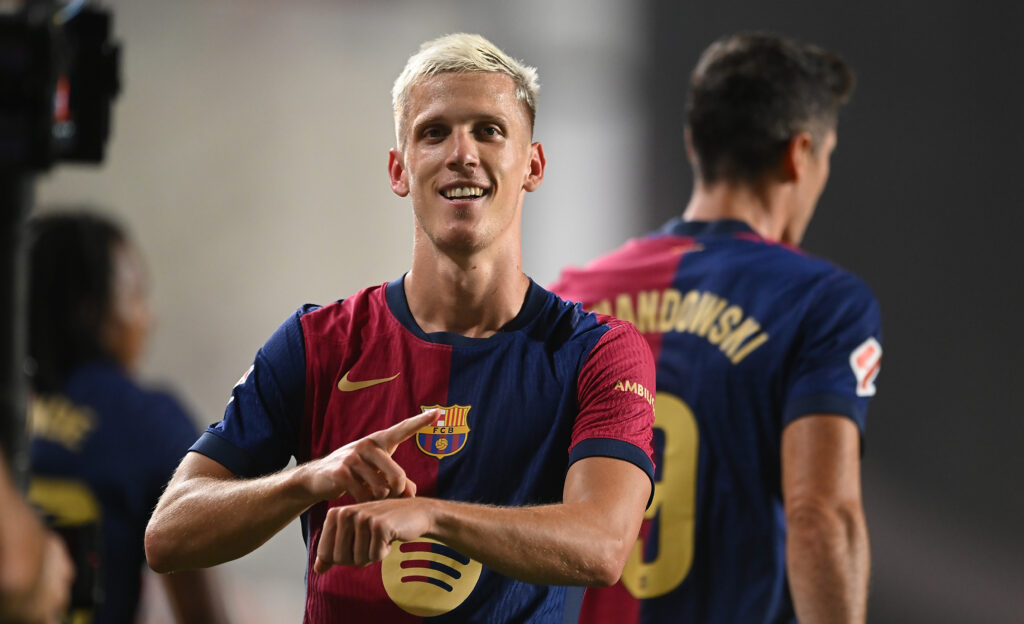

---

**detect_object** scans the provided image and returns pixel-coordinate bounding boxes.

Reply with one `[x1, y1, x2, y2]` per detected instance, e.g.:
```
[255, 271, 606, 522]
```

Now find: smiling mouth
[441, 186, 488, 200]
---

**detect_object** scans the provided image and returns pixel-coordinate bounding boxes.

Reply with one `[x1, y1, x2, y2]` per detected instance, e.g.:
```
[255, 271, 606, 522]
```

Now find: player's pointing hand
[374, 409, 440, 456]
[303, 409, 438, 503]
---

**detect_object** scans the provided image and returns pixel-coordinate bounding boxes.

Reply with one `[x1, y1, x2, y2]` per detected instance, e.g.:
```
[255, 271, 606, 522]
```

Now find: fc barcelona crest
[416, 405, 471, 459]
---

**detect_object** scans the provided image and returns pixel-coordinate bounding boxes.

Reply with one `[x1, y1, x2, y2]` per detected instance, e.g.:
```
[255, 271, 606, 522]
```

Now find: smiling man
[145, 34, 656, 623]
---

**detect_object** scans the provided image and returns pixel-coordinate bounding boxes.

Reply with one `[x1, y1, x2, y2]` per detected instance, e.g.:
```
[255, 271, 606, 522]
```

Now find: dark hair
[686, 32, 855, 185]
[27, 212, 127, 393]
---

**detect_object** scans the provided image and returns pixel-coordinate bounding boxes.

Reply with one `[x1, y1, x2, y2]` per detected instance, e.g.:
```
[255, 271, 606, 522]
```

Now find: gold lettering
[730, 332, 769, 364]
[596, 288, 768, 368]
[689, 293, 728, 337]
[636, 290, 660, 334]
[675, 290, 702, 332]
[658, 288, 681, 333]
[590, 299, 613, 316]
[613, 379, 656, 405]
[30, 397, 95, 452]
[614, 294, 637, 325]
[707, 306, 743, 345]
[719, 318, 762, 358]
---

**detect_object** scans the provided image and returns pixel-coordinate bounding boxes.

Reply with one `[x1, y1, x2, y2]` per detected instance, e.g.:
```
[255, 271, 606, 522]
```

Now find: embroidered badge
[416, 405, 471, 459]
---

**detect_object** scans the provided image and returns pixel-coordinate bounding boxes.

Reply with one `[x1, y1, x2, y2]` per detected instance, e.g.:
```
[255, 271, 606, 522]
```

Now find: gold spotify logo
[382, 538, 482, 616]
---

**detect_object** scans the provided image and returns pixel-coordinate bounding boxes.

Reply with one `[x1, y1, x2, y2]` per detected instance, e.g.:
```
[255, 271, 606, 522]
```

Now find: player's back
[550, 218, 880, 623]
[30, 362, 199, 623]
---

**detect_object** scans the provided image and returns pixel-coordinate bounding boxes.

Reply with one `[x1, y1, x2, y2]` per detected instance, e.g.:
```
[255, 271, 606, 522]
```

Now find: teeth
[443, 186, 484, 199]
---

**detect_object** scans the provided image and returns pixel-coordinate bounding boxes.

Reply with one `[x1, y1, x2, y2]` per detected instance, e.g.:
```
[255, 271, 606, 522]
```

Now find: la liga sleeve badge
[849, 337, 882, 397]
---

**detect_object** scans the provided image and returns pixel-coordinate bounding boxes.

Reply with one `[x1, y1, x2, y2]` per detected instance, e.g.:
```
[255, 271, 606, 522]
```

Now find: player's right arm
[145, 410, 436, 572]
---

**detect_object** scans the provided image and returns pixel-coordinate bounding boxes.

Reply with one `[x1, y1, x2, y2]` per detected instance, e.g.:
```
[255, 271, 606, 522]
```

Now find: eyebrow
[411, 112, 511, 133]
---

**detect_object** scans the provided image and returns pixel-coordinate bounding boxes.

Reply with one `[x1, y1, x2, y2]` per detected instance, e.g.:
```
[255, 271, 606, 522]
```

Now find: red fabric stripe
[579, 582, 641, 624]
[299, 284, 453, 621]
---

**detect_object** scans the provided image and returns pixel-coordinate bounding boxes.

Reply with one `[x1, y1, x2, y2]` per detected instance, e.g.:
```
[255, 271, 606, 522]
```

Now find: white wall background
[35, 1, 646, 620]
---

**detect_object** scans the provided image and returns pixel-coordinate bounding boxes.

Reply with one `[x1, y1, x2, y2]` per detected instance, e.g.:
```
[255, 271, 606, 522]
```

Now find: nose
[445, 128, 479, 172]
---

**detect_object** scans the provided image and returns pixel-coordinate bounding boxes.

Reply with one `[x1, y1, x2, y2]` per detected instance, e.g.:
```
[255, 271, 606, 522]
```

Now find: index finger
[375, 409, 439, 455]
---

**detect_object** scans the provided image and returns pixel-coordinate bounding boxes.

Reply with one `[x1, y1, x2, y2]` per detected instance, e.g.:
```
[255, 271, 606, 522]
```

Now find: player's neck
[683, 181, 794, 242]
[405, 243, 530, 338]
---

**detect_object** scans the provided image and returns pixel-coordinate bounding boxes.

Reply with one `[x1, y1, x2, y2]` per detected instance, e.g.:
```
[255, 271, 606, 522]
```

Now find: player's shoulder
[533, 285, 642, 347]
[737, 240, 877, 303]
[794, 252, 879, 309]
[526, 288, 653, 385]
[767, 251, 883, 342]
[291, 281, 393, 334]
[296, 282, 383, 321]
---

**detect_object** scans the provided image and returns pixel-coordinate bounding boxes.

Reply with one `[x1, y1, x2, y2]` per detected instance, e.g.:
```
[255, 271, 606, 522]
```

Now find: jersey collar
[384, 273, 546, 346]
[659, 217, 758, 239]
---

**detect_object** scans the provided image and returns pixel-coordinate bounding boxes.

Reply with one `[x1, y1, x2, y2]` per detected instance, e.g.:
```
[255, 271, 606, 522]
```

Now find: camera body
[0, 1, 119, 172]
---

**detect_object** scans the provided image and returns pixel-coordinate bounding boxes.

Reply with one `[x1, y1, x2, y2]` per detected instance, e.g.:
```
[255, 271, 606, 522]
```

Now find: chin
[425, 227, 482, 255]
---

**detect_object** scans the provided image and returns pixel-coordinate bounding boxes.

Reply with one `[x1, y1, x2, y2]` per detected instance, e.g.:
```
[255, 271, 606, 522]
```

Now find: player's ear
[523, 142, 546, 192]
[684, 129, 698, 168]
[782, 131, 814, 182]
[389, 149, 409, 197]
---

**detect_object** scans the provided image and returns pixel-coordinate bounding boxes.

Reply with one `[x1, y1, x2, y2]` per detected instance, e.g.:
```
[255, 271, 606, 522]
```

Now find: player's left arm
[781, 273, 881, 624]
[782, 414, 869, 624]
[313, 454, 650, 586]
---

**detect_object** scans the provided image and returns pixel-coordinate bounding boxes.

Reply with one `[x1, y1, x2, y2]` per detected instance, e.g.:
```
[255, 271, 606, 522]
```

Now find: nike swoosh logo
[337, 370, 401, 392]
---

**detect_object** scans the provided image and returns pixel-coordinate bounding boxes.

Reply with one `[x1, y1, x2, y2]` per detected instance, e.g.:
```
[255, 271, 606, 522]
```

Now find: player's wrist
[420, 497, 464, 543]
[287, 461, 330, 507]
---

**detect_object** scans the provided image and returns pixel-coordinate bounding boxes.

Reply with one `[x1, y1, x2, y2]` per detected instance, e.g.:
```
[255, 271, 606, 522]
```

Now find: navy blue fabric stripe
[562, 586, 585, 624]
[569, 437, 656, 507]
[784, 393, 864, 430]
[384, 275, 418, 334]
[265, 305, 314, 463]
[500, 279, 547, 332]
[659, 217, 756, 238]
[189, 431, 255, 476]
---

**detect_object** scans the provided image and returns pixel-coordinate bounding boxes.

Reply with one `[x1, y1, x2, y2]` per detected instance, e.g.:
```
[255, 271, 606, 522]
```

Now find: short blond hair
[391, 33, 540, 148]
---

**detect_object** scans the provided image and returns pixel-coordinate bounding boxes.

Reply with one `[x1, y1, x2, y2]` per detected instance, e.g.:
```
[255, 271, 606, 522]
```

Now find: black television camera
[0, 0, 119, 478]
[0, 0, 120, 172]
[1, 6, 120, 616]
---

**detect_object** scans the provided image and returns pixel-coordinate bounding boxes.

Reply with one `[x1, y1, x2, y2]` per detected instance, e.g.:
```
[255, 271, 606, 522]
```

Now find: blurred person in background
[551, 33, 879, 624]
[26, 211, 228, 623]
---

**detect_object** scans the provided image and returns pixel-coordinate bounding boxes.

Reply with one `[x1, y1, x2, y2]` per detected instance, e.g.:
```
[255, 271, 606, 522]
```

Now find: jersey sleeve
[568, 319, 657, 494]
[189, 306, 312, 477]
[783, 272, 883, 434]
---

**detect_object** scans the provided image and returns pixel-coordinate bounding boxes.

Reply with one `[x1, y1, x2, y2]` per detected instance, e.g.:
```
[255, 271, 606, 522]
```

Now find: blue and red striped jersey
[549, 219, 882, 624]
[191, 276, 656, 623]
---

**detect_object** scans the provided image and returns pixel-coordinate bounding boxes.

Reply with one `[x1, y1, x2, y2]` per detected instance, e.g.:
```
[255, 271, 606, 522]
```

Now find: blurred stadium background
[35, 1, 1024, 622]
